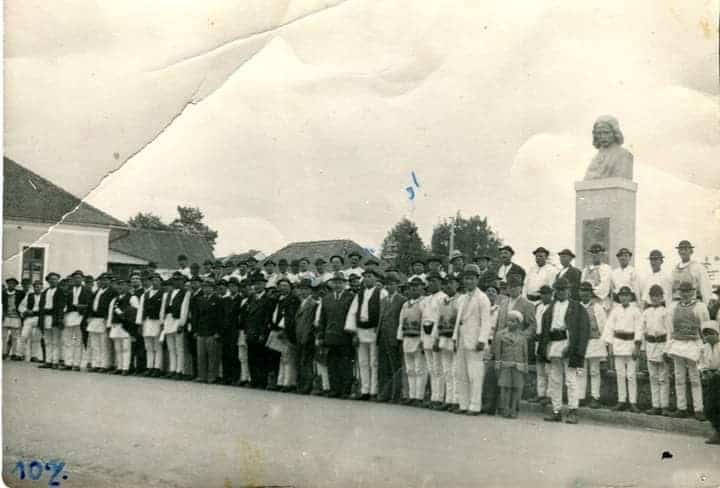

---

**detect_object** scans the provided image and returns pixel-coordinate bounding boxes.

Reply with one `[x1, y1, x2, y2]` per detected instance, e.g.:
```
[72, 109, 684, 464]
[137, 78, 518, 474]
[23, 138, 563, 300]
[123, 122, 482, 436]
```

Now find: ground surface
[2, 361, 719, 488]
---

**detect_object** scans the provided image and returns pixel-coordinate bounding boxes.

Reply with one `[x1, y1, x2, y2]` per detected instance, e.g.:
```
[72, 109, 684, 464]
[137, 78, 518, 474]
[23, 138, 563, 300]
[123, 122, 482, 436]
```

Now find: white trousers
[316, 361, 330, 390]
[3, 326, 21, 356]
[425, 349, 445, 402]
[278, 348, 298, 387]
[45, 328, 62, 364]
[404, 350, 427, 400]
[238, 344, 250, 382]
[113, 338, 132, 371]
[440, 349, 456, 404]
[357, 342, 378, 395]
[647, 360, 670, 408]
[673, 357, 703, 412]
[144, 337, 164, 369]
[166, 332, 185, 373]
[614, 356, 637, 404]
[21, 319, 43, 361]
[549, 358, 580, 412]
[62, 326, 83, 367]
[454, 348, 486, 412]
[89, 331, 110, 368]
[578, 358, 602, 400]
[536, 360, 549, 398]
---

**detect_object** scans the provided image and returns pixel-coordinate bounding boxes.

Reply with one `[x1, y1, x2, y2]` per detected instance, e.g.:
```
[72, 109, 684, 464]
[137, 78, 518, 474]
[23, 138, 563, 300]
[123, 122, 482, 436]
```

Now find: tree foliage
[127, 212, 169, 231]
[380, 218, 428, 273]
[128, 206, 218, 250]
[431, 213, 503, 262]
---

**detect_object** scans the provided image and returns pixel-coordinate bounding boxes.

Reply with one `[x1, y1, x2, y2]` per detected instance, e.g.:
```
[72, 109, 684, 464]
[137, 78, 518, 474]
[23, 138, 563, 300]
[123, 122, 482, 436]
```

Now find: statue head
[592, 115, 624, 149]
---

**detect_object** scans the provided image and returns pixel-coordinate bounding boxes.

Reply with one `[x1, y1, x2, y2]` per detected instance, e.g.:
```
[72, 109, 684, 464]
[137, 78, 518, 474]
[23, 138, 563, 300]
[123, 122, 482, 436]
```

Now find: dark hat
[129, 270, 142, 278]
[227, 277, 240, 286]
[648, 250, 664, 259]
[252, 273, 267, 283]
[177, 254, 188, 261]
[348, 273, 362, 280]
[449, 250, 465, 262]
[348, 251, 363, 259]
[148, 261, 158, 267]
[412, 258, 425, 266]
[578, 281, 594, 293]
[314, 257, 327, 265]
[297, 278, 312, 289]
[264, 259, 276, 266]
[45, 272, 61, 281]
[427, 255, 443, 264]
[276, 277, 292, 287]
[203, 259, 214, 266]
[558, 249, 576, 258]
[553, 278, 570, 290]
[70, 270, 84, 278]
[83, 274, 95, 281]
[463, 264, 482, 277]
[329, 254, 345, 264]
[408, 276, 425, 286]
[384, 272, 401, 284]
[328, 272, 347, 282]
[214, 260, 223, 267]
[676, 240, 694, 250]
[648, 284, 665, 296]
[617, 285, 633, 295]
[677, 281, 695, 292]
[498, 245, 515, 255]
[539, 285, 554, 295]
[426, 271, 443, 281]
[364, 258, 380, 266]
[616, 248, 632, 257]
[299, 257, 310, 264]
[362, 269, 381, 278]
[150, 273, 163, 281]
[5, 277, 18, 285]
[223, 260, 234, 267]
[290, 259, 300, 266]
[278, 258, 288, 266]
[587, 243, 606, 253]
[532, 247, 550, 256]
[97, 272, 113, 281]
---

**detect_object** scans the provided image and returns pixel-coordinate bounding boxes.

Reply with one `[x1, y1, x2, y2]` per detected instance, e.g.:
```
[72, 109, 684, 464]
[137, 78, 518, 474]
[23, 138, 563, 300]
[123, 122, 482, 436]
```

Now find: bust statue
[583, 115, 634, 180]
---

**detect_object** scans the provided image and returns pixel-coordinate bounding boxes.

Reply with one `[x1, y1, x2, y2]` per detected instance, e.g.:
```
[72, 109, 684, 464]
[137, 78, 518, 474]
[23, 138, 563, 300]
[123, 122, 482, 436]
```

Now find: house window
[21, 246, 45, 283]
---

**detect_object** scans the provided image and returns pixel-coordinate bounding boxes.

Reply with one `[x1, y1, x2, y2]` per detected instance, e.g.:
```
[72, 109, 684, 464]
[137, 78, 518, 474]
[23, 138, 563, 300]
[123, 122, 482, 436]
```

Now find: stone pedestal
[575, 177, 638, 268]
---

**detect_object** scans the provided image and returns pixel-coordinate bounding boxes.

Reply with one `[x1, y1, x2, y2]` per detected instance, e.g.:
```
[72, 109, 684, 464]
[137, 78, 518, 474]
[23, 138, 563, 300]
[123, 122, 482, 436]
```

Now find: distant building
[219, 250, 266, 265]
[266, 239, 378, 265]
[3, 157, 127, 282]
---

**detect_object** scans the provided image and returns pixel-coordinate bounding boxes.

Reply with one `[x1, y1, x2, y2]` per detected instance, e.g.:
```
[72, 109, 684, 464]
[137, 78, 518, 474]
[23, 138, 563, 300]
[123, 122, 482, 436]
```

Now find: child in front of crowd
[494, 310, 528, 418]
[700, 321, 720, 445]
[642, 285, 672, 416]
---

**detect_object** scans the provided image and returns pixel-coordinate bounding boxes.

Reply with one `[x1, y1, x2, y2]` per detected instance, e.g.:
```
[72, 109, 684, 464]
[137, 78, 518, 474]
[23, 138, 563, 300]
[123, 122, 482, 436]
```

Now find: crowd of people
[2, 240, 719, 445]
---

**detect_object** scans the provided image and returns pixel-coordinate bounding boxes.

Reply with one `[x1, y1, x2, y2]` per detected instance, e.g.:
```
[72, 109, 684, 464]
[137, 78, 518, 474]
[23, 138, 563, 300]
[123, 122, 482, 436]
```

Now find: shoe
[121, 371, 129, 376]
[401, 398, 413, 405]
[645, 407, 661, 416]
[544, 411, 562, 422]
[613, 403, 628, 412]
[38, 363, 52, 369]
[30, 358, 40, 363]
[565, 409, 579, 424]
[51, 364, 59, 369]
[589, 399, 602, 409]
[705, 433, 720, 445]
[695, 412, 707, 422]
[266, 384, 280, 392]
[448, 404, 459, 413]
[670, 409, 689, 419]
[661, 408, 672, 417]
[72, 366, 81, 372]
[466, 410, 481, 416]
[628, 404, 641, 414]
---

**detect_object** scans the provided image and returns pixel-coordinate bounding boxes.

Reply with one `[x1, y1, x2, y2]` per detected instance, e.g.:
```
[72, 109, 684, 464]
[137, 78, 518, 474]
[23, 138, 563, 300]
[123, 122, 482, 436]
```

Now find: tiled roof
[109, 228, 214, 269]
[266, 239, 377, 264]
[3, 157, 126, 228]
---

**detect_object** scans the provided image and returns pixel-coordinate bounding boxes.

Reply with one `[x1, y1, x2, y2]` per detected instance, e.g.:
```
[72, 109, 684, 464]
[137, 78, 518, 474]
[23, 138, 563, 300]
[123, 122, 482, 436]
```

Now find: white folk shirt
[397, 298, 423, 353]
[420, 290, 448, 349]
[582, 300, 608, 359]
[535, 302, 550, 336]
[346, 287, 389, 343]
[135, 288, 160, 324]
[639, 269, 673, 307]
[497, 264, 512, 281]
[610, 265, 639, 299]
[547, 300, 569, 359]
[700, 341, 720, 371]
[581, 264, 612, 302]
[44, 287, 57, 310]
[65, 285, 85, 326]
[92, 287, 106, 313]
[641, 305, 671, 362]
[602, 304, 642, 356]
[523, 263, 559, 298]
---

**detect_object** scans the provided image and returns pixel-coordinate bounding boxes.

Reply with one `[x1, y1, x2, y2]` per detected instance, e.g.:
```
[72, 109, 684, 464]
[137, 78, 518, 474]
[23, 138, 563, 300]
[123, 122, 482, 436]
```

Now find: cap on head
[617, 286, 633, 296]
[408, 276, 425, 286]
[427, 255, 442, 264]
[616, 248, 632, 258]
[426, 271, 443, 282]
[463, 264, 481, 277]
[532, 247, 550, 256]
[329, 255, 345, 264]
[558, 249, 576, 258]
[5, 277, 19, 285]
[676, 240, 694, 250]
[449, 250, 465, 262]
[701, 321, 719, 335]
[328, 272, 347, 282]
[364, 258, 379, 266]
[648, 250, 664, 259]
[348, 251, 362, 259]
[499, 245, 515, 255]
[314, 258, 326, 265]
[588, 244, 605, 254]
[578, 281, 594, 293]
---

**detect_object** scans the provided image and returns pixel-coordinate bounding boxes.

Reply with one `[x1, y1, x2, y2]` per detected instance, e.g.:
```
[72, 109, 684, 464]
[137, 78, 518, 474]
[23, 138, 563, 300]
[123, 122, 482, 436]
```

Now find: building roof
[219, 251, 266, 265]
[266, 239, 377, 264]
[3, 157, 126, 228]
[109, 228, 214, 269]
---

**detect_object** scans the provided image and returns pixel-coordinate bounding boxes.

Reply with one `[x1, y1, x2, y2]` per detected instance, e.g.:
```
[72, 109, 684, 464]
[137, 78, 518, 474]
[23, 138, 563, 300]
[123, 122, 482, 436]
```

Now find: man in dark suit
[38, 272, 67, 369]
[242, 273, 275, 389]
[220, 278, 243, 385]
[63, 270, 93, 371]
[538, 278, 590, 424]
[317, 272, 356, 398]
[555, 249, 582, 301]
[191, 279, 223, 383]
[497, 245, 526, 285]
[294, 279, 320, 394]
[376, 272, 406, 403]
[2, 277, 26, 360]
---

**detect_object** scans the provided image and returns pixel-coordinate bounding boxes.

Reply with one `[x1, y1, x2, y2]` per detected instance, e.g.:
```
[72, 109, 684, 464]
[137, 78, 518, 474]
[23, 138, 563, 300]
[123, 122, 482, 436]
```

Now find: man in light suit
[452, 264, 493, 415]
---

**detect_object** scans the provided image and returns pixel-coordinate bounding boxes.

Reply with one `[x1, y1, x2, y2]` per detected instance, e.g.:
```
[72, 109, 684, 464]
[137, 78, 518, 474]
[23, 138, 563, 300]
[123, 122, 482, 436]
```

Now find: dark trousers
[196, 335, 218, 381]
[297, 341, 315, 394]
[482, 365, 499, 413]
[131, 334, 146, 373]
[377, 339, 403, 402]
[221, 332, 240, 383]
[247, 340, 280, 388]
[704, 373, 720, 432]
[327, 344, 354, 397]
[186, 331, 197, 377]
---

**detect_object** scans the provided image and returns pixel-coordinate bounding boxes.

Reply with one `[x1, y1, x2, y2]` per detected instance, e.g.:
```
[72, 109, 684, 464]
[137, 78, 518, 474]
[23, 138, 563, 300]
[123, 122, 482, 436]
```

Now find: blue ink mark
[63, 475, 68, 480]
[406, 186, 415, 200]
[411, 171, 420, 188]
[47, 459, 67, 486]
[12, 461, 26, 480]
[29, 460, 43, 480]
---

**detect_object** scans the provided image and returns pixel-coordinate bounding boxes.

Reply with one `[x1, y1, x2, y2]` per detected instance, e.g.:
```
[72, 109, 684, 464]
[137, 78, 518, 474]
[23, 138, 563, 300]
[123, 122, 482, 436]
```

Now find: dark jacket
[555, 266, 582, 301]
[110, 293, 138, 336]
[295, 296, 320, 346]
[377, 292, 406, 344]
[270, 294, 301, 344]
[502, 263, 526, 283]
[537, 299, 590, 368]
[192, 291, 223, 337]
[38, 287, 67, 329]
[2, 289, 26, 318]
[318, 290, 355, 347]
[220, 293, 243, 340]
[89, 287, 117, 319]
[64, 285, 93, 316]
[242, 292, 275, 344]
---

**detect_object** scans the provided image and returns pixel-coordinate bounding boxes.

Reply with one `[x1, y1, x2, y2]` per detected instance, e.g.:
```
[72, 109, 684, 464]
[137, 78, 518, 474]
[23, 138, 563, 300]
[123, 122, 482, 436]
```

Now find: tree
[169, 206, 219, 250]
[431, 213, 503, 263]
[128, 212, 170, 231]
[380, 218, 427, 273]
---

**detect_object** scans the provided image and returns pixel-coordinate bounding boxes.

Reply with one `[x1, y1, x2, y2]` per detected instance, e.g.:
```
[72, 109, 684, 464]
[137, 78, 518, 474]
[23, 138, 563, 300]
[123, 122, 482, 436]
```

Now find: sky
[4, 0, 720, 270]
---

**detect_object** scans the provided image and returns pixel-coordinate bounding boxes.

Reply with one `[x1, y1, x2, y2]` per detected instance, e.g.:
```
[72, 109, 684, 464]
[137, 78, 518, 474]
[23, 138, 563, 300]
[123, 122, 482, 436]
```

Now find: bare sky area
[4, 0, 719, 268]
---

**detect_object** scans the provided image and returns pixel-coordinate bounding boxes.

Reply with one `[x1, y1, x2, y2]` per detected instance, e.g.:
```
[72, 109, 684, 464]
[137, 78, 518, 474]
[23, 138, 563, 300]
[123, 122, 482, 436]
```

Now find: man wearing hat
[448, 251, 466, 282]
[397, 277, 427, 406]
[294, 278, 320, 394]
[538, 278, 590, 424]
[452, 264, 493, 415]
[242, 273, 276, 389]
[62, 270, 93, 371]
[107, 278, 139, 375]
[190, 278, 223, 383]
[160, 272, 191, 380]
[18, 280, 44, 362]
[610, 248, 640, 308]
[314, 258, 333, 283]
[666, 281, 710, 420]
[376, 271, 406, 403]
[699, 320, 720, 444]
[136, 273, 165, 376]
[436, 274, 461, 410]
[262, 259, 278, 283]
[497, 245, 526, 286]
[427, 255, 447, 279]
[86, 273, 117, 372]
[177, 254, 191, 279]
[602, 285, 643, 412]
[419, 271, 448, 408]
[672, 240, 713, 305]
[37, 272, 67, 369]
[577, 281, 609, 409]
[408, 259, 427, 285]
[318, 272, 356, 398]
[529, 285, 554, 405]
[268, 277, 300, 392]
[296, 258, 316, 281]
[639, 250, 673, 309]
[523, 247, 558, 303]
[642, 284, 672, 415]
[345, 251, 365, 280]
[3, 277, 26, 360]
[233, 278, 253, 386]
[345, 269, 388, 400]
[555, 249, 582, 301]
[218, 277, 242, 385]
[581, 244, 612, 311]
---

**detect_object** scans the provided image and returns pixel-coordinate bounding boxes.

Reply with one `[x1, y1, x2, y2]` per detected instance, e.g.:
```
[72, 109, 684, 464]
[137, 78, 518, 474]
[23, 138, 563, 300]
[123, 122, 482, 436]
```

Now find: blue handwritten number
[12, 461, 25, 480]
[411, 171, 420, 188]
[29, 460, 43, 480]
[47, 460, 66, 487]
[406, 186, 415, 200]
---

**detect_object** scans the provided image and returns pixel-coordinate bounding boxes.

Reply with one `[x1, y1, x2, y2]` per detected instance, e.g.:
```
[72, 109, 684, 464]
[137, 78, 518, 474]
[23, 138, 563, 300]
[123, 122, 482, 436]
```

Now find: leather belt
[644, 333, 667, 344]
[613, 331, 635, 340]
[549, 329, 567, 341]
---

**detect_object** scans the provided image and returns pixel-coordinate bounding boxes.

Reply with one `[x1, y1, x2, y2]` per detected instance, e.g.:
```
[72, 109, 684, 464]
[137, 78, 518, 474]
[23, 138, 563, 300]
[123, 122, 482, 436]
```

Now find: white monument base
[575, 177, 638, 268]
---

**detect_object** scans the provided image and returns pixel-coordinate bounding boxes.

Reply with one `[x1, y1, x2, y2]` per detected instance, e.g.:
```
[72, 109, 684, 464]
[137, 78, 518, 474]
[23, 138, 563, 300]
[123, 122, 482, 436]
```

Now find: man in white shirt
[610, 248, 640, 308]
[177, 254, 192, 279]
[314, 258, 333, 283]
[408, 259, 427, 285]
[296, 258, 316, 281]
[671, 240, 713, 305]
[524, 247, 558, 302]
[345, 251, 365, 279]
[581, 243, 612, 311]
[422, 272, 448, 409]
[639, 250, 673, 309]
